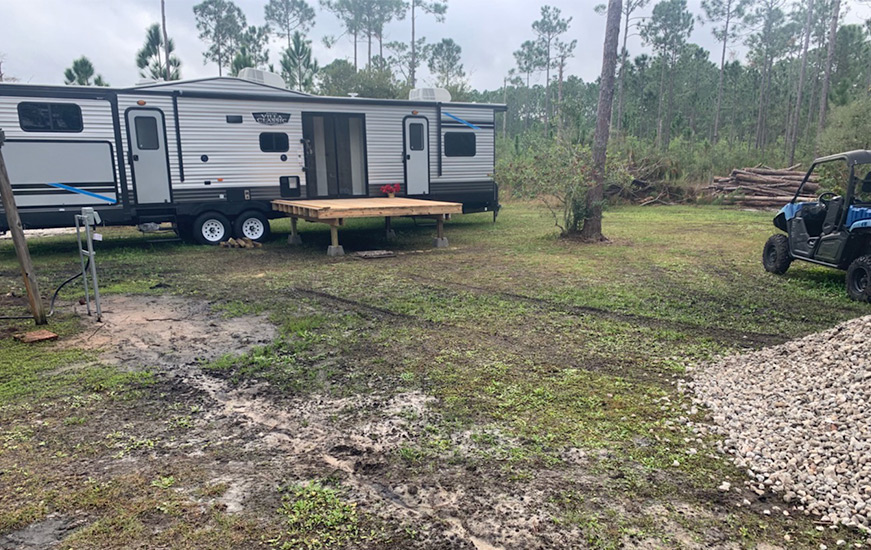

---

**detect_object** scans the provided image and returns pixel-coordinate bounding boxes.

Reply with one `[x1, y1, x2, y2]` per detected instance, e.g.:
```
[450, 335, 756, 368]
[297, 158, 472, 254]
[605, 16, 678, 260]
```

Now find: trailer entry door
[404, 117, 429, 195]
[126, 109, 171, 204]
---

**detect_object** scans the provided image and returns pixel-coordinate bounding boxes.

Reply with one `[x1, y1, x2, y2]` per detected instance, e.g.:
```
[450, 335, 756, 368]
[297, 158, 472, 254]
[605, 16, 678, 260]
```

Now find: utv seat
[822, 197, 845, 235]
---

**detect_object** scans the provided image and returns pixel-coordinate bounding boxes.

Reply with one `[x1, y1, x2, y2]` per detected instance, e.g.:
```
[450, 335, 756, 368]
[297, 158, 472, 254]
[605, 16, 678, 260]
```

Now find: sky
[1, 0, 870, 92]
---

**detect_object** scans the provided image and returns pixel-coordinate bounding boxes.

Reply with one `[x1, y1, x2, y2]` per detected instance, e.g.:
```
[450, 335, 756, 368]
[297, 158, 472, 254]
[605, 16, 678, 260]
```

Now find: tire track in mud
[185, 371, 505, 550]
[402, 275, 785, 348]
[286, 286, 639, 379]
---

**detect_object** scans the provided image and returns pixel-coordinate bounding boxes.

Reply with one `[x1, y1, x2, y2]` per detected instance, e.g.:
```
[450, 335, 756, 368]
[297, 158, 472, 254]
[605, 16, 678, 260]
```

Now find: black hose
[0, 258, 90, 320]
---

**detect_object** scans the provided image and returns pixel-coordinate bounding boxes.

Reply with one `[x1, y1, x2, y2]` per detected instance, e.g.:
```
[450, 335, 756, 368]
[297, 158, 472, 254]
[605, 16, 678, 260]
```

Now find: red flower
[380, 184, 401, 195]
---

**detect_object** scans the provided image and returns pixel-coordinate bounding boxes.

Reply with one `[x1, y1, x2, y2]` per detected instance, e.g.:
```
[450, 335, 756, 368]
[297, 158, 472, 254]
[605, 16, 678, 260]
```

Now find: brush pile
[709, 164, 820, 207]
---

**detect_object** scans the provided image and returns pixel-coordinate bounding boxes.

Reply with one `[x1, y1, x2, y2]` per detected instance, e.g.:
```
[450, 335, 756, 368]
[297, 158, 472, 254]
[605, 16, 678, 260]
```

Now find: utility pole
[0, 129, 47, 325]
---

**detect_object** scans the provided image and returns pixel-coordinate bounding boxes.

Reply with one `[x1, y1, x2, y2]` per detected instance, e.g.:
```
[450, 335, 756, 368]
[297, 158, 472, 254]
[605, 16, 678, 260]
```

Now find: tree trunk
[816, 0, 841, 152]
[615, 7, 630, 134]
[557, 59, 564, 138]
[580, 0, 621, 242]
[655, 57, 666, 149]
[712, 0, 732, 143]
[353, 29, 358, 70]
[544, 41, 551, 136]
[502, 76, 508, 139]
[663, 53, 675, 150]
[410, 0, 417, 87]
[788, 0, 814, 166]
[161, 0, 171, 81]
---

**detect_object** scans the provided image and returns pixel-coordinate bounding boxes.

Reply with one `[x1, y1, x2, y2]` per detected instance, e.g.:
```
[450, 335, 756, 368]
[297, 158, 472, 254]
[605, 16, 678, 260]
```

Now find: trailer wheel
[234, 210, 271, 242]
[846, 256, 871, 302]
[193, 212, 231, 245]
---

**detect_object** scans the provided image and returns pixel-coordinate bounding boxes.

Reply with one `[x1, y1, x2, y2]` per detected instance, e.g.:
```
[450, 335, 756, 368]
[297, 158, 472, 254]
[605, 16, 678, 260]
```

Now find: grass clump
[275, 481, 360, 550]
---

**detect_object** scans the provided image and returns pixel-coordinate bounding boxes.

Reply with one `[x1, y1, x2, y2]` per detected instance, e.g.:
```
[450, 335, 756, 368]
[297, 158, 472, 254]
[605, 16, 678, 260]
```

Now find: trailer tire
[762, 234, 791, 274]
[846, 256, 871, 302]
[234, 210, 271, 242]
[193, 212, 231, 245]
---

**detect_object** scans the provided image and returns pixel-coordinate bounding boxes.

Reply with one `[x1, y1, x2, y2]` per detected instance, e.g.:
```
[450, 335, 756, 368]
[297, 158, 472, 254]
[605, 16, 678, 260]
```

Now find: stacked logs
[709, 165, 820, 207]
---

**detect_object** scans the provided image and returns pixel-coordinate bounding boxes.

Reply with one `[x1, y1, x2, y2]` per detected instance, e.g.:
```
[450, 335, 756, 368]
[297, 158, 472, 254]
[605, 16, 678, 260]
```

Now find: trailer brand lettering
[252, 112, 291, 125]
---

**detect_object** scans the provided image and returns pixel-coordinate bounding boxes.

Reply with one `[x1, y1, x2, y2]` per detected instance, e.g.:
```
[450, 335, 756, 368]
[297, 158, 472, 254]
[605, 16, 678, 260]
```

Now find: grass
[0, 202, 869, 548]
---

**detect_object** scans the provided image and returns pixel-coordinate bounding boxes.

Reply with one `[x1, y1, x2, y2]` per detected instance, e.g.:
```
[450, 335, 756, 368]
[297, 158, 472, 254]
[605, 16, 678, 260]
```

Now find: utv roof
[814, 150, 871, 166]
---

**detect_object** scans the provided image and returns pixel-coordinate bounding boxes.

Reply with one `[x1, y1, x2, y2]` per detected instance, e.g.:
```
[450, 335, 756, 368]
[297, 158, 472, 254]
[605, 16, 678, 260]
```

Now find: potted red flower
[380, 183, 401, 198]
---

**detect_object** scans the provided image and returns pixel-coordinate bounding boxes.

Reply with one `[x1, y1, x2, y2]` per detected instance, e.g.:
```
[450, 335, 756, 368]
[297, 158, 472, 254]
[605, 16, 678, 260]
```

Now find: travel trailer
[0, 72, 504, 243]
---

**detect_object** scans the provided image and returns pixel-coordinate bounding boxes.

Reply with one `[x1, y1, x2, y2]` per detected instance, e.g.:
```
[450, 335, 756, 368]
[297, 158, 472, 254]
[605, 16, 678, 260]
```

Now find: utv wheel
[762, 234, 792, 274]
[846, 256, 871, 302]
[193, 212, 231, 245]
[234, 210, 271, 242]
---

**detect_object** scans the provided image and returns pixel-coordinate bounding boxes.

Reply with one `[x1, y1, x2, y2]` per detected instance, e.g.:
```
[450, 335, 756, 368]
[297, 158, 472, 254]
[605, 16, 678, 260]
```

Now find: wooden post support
[433, 216, 448, 248]
[287, 217, 302, 245]
[384, 216, 395, 239]
[0, 129, 47, 325]
[327, 222, 343, 256]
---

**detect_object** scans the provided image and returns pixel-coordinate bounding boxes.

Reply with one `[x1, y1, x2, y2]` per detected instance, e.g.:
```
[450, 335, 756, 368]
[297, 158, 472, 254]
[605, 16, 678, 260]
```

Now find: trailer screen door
[404, 117, 429, 195]
[127, 109, 171, 204]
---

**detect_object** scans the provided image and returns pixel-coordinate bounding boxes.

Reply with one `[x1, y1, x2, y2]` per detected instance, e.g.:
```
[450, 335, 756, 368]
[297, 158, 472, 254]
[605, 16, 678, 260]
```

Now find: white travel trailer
[0, 74, 504, 243]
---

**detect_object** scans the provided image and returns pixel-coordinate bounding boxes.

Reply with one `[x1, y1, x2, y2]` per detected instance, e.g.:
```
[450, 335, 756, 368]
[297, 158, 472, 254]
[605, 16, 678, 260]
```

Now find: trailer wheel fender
[193, 212, 231, 245]
[233, 210, 271, 242]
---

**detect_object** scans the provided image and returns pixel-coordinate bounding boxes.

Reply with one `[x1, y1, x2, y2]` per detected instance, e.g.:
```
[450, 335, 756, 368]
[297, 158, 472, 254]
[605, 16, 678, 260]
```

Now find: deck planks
[271, 197, 463, 220]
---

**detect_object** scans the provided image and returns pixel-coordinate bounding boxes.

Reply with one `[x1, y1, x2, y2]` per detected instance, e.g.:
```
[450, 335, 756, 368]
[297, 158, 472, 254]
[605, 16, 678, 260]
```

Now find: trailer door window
[134, 117, 160, 150]
[18, 102, 83, 132]
[260, 132, 289, 153]
[444, 132, 476, 157]
[409, 123, 424, 151]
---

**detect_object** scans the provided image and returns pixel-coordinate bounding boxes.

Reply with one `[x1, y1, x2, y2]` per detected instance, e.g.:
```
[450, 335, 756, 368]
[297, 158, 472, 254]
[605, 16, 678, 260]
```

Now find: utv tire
[762, 234, 791, 274]
[234, 210, 271, 242]
[193, 212, 231, 245]
[846, 256, 871, 302]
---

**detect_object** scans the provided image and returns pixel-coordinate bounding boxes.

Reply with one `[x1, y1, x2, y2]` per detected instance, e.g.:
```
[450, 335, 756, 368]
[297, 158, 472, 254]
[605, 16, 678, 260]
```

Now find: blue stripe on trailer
[46, 182, 117, 204]
[442, 112, 481, 130]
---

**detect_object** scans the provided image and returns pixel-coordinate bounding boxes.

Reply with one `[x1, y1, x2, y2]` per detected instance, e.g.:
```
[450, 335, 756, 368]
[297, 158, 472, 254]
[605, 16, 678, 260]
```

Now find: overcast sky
[1, 0, 870, 92]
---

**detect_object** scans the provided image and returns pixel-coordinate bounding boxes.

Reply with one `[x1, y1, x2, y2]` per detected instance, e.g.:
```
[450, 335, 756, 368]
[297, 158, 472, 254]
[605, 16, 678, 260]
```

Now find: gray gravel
[686, 316, 871, 532]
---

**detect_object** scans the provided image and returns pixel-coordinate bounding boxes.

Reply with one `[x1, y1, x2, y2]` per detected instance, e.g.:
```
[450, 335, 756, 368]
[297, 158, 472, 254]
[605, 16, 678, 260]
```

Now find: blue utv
[763, 150, 871, 302]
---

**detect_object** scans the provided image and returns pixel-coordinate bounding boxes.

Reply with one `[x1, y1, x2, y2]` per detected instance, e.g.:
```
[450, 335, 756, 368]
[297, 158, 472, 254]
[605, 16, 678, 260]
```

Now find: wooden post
[0, 129, 47, 324]
[385, 216, 395, 239]
[330, 224, 339, 247]
[287, 217, 302, 245]
[327, 222, 343, 256]
[433, 215, 448, 248]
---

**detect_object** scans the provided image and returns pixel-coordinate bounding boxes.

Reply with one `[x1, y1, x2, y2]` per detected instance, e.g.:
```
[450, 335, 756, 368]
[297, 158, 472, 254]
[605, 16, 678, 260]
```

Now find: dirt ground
[3, 206, 870, 549]
[2, 294, 739, 549]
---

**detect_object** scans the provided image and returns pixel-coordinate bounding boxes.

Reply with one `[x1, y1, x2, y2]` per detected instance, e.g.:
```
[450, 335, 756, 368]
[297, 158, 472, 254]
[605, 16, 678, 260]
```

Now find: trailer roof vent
[238, 68, 286, 89]
[409, 88, 452, 102]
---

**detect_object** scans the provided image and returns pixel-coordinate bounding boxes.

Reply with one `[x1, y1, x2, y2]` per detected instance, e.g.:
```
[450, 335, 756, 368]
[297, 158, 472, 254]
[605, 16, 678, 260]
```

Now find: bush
[818, 95, 871, 154]
[495, 139, 630, 236]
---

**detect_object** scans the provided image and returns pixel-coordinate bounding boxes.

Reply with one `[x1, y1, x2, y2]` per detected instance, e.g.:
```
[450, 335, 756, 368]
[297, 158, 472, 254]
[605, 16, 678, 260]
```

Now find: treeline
[478, 0, 871, 181]
[8, 0, 871, 182]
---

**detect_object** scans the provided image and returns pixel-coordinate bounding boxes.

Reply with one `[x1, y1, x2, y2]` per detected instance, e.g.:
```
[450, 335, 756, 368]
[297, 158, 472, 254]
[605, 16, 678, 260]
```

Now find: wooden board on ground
[354, 250, 396, 259]
[15, 329, 58, 343]
[272, 197, 463, 220]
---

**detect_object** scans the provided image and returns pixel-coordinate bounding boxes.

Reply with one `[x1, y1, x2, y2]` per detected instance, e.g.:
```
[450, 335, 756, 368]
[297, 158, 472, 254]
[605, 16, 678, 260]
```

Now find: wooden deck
[271, 197, 463, 256]
[271, 197, 463, 220]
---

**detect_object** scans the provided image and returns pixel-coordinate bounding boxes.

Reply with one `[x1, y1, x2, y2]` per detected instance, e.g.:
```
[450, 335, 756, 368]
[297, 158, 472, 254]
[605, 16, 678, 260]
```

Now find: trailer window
[409, 123, 424, 151]
[444, 132, 476, 157]
[134, 117, 160, 150]
[18, 102, 83, 132]
[260, 132, 289, 153]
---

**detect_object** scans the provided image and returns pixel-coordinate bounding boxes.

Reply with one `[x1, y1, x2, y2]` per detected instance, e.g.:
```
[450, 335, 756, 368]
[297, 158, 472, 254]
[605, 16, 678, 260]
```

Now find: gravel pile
[687, 316, 871, 531]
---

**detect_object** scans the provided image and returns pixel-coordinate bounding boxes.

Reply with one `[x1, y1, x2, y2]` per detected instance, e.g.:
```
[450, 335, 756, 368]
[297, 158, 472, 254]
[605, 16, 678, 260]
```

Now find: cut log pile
[709, 164, 820, 207]
[219, 237, 263, 249]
